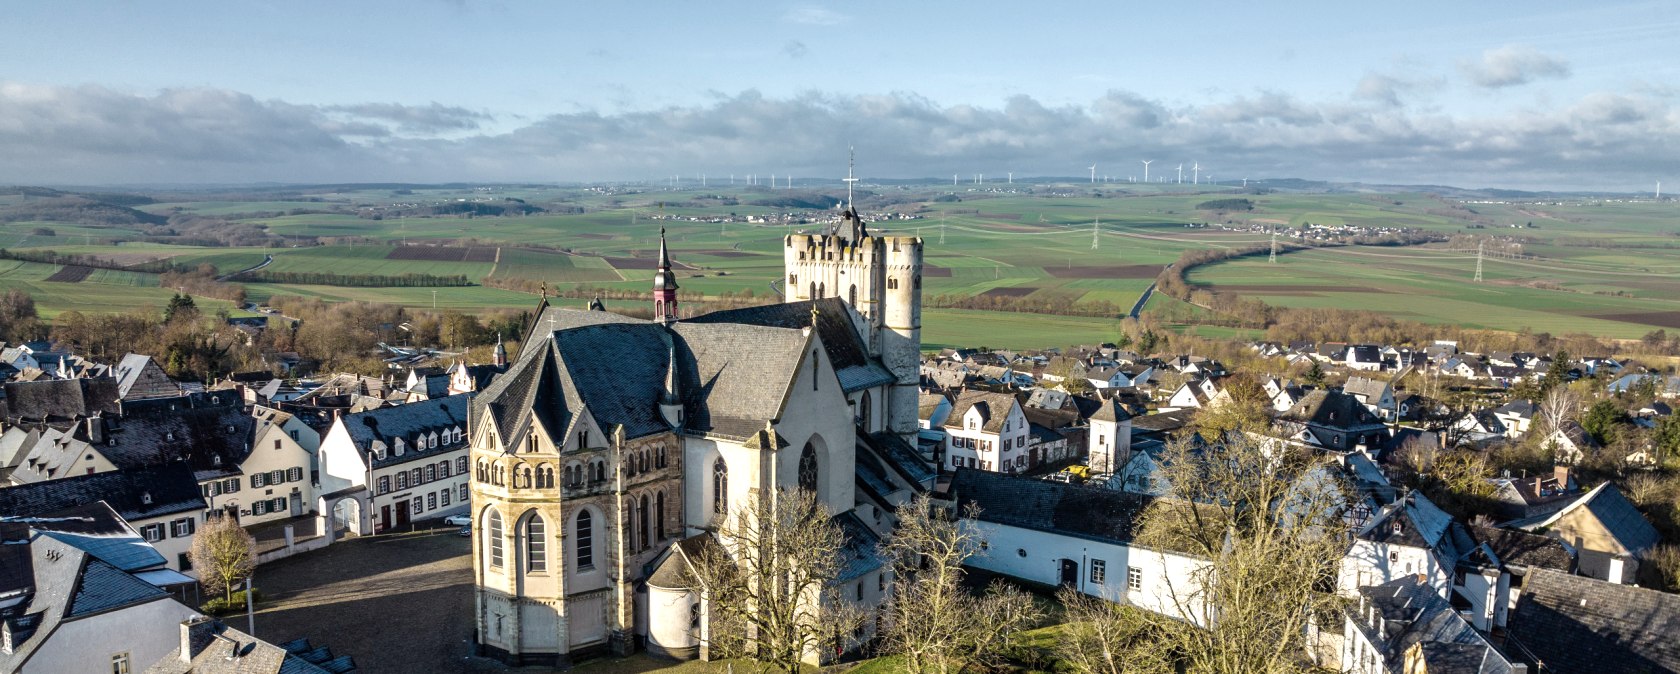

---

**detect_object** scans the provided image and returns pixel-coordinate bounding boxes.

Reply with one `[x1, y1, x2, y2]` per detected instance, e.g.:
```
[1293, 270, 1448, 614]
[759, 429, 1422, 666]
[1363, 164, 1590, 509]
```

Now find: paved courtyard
[250, 525, 528, 673]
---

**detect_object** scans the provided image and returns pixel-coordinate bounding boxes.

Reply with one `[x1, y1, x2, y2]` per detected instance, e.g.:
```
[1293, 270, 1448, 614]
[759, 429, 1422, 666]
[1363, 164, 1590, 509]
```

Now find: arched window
[818, 282, 825, 299]
[526, 514, 546, 572]
[476, 460, 486, 482]
[576, 510, 594, 569]
[848, 284, 857, 307]
[809, 282, 817, 300]
[888, 277, 898, 290]
[638, 494, 650, 550]
[856, 391, 871, 428]
[798, 442, 819, 493]
[487, 510, 504, 569]
[713, 458, 729, 515]
[812, 350, 820, 391]
[656, 445, 667, 468]
[656, 491, 666, 541]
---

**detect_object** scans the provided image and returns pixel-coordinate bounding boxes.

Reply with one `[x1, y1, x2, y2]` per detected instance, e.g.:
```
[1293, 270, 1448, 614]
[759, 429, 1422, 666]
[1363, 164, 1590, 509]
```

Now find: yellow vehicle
[1064, 465, 1092, 480]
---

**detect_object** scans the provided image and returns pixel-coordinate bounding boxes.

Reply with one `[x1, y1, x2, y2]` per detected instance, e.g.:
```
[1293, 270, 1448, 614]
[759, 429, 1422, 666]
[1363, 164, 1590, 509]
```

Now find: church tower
[652, 227, 679, 324]
[781, 154, 923, 447]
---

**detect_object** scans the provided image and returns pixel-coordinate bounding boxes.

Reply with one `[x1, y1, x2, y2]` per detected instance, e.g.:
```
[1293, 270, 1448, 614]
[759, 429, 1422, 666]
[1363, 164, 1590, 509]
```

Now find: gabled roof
[1342, 376, 1390, 402]
[0, 532, 170, 673]
[0, 463, 205, 521]
[1507, 568, 1680, 674]
[1280, 389, 1384, 429]
[0, 377, 122, 425]
[950, 468, 1154, 546]
[688, 298, 894, 392]
[1354, 575, 1517, 674]
[1090, 398, 1131, 423]
[673, 321, 810, 440]
[944, 389, 1020, 433]
[97, 393, 254, 477]
[341, 394, 469, 468]
[1460, 525, 1572, 574]
[25, 501, 169, 572]
[1504, 483, 1659, 555]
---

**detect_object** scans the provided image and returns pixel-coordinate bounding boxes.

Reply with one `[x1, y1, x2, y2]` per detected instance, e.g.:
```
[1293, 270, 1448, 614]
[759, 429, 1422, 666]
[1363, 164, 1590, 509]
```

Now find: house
[1344, 344, 1384, 372]
[1086, 398, 1132, 475]
[949, 469, 1209, 625]
[1339, 575, 1521, 674]
[1490, 399, 1537, 439]
[1084, 364, 1153, 390]
[319, 393, 470, 532]
[1452, 410, 1508, 447]
[446, 340, 508, 395]
[943, 390, 1031, 473]
[1487, 465, 1579, 521]
[1339, 492, 1460, 598]
[1276, 390, 1390, 453]
[1262, 376, 1306, 412]
[0, 523, 200, 674]
[1342, 376, 1397, 423]
[1542, 419, 1599, 465]
[0, 463, 207, 571]
[1109, 439, 1174, 496]
[226, 404, 319, 526]
[0, 377, 122, 429]
[145, 616, 357, 673]
[916, 393, 952, 460]
[112, 354, 182, 401]
[1607, 372, 1680, 398]
[1503, 483, 1659, 584]
[1504, 568, 1680, 674]
[1451, 524, 1575, 632]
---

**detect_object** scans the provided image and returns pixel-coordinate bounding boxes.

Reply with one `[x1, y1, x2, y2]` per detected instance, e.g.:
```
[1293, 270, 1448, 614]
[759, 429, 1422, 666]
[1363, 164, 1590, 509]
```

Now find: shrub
[200, 588, 264, 616]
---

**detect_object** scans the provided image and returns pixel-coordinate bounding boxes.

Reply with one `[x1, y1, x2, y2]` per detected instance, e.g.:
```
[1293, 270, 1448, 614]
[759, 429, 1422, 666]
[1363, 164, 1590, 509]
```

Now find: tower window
[526, 515, 546, 573]
[798, 442, 819, 494]
[888, 278, 898, 290]
[713, 458, 729, 515]
[487, 510, 504, 569]
[575, 509, 594, 569]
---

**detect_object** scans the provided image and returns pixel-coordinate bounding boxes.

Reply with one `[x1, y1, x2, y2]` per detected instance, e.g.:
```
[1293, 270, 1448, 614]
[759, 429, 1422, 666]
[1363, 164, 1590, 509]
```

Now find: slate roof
[341, 394, 469, 469]
[1091, 397, 1131, 423]
[0, 533, 170, 673]
[1507, 568, 1680, 674]
[672, 321, 809, 440]
[1130, 409, 1196, 435]
[1492, 399, 1538, 419]
[1460, 525, 1573, 575]
[0, 463, 204, 521]
[25, 501, 169, 572]
[944, 389, 1020, 433]
[1342, 376, 1390, 402]
[98, 393, 254, 478]
[834, 510, 886, 582]
[1353, 575, 1517, 674]
[0, 377, 122, 425]
[858, 431, 935, 490]
[1280, 389, 1385, 429]
[1361, 492, 1455, 553]
[688, 297, 894, 392]
[1505, 483, 1659, 556]
[147, 618, 344, 674]
[949, 468, 1154, 546]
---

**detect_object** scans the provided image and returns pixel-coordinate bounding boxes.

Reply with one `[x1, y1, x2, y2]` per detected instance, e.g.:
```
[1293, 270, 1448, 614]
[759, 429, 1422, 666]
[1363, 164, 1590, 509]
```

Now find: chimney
[180, 617, 213, 663]
[1553, 464, 1571, 489]
[85, 416, 103, 445]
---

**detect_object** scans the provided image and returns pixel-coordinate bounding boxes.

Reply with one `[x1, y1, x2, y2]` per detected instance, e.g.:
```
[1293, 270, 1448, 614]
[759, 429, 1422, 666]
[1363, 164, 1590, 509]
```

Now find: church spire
[652, 226, 679, 324]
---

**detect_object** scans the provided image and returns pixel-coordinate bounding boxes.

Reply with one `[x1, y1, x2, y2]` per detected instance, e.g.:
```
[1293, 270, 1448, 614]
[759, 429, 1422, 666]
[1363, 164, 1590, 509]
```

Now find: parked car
[458, 525, 471, 537]
[443, 514, 471, 526]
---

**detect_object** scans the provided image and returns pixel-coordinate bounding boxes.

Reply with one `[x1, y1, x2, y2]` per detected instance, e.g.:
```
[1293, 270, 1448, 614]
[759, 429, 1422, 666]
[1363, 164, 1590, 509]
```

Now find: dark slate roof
[341, 394, 469, 469]
[834, 510, 886, 582]
[1130, 409, 1195, 434]
[1508, 568, 1680, 674]
[1091, 398, 1131, 423]
[1461, 525, 1573, 574]
[0, 463, 205, 521]
[68, 554, 167, 617]
[950, 468, 1153, 545]
[0, 377, 121, 424]
[99, 393, 253, 477]
[673, 321, 809, 440]
[1360, 492, 1455, 553]
[1493, 399, 1538, 418]
[1281, 389, 1384, 429]
[862, 431, 936, 487]
[1355, 575, 1516, 674]
[688, 297, 894, 392]
[29, 501, 168, 572]
[517, 306, 648, 359]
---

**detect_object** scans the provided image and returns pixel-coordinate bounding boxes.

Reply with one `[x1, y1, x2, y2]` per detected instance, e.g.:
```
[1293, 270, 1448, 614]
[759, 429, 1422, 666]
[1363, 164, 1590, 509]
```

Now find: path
[218, 254, 273, 281]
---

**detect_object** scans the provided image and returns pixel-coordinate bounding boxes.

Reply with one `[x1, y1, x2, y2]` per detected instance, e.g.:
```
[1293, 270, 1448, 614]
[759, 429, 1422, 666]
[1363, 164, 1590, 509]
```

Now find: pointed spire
[658, 225, 672, 270]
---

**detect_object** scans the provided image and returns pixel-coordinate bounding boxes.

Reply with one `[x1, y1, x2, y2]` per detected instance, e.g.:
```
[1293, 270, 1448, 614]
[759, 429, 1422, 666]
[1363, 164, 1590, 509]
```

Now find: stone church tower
[782, 200, 923, 448]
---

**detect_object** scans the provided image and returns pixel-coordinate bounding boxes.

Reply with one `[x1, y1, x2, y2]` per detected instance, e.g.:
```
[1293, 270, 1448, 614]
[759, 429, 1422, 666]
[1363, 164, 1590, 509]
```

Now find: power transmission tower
[1269, 228, 1278, 264]
[1474, 241, 1484, 283]
[1091, 218, 1100, 250]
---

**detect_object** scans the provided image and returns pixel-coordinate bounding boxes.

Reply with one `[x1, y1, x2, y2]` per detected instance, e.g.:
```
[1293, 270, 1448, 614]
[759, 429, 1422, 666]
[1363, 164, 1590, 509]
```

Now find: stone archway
[317, 485, 371, 543]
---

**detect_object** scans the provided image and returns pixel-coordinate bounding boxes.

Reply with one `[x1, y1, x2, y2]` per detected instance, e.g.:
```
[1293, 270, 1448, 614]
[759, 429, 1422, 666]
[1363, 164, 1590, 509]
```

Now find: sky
[3, 1, 1678, 190]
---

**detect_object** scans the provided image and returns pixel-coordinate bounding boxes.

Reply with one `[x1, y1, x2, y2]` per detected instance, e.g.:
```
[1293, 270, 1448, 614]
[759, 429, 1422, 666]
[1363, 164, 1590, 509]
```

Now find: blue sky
[4, 1, 1678, 188]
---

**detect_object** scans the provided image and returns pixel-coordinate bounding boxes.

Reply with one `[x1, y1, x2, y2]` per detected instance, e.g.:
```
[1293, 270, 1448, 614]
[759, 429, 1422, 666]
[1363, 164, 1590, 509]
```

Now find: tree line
[241, 270, 473, 287]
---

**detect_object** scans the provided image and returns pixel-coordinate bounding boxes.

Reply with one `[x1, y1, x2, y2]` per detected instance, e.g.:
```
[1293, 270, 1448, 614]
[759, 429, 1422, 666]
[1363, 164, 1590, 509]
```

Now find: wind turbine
[1089, 165, 1096, 184]
[1192, 163, 1201, 185]
[1176, 164, 1183, 184]
[1141, 160, 1152, 184]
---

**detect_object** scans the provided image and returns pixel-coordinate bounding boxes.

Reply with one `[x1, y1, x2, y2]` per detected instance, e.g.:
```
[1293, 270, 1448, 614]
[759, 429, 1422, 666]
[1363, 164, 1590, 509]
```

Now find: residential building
[145, 617, 357, 673]
[0, 464, 205, 571]
[943, 389, 1030, 473]
[1504, 483, 1659, 584]
[112, 354, 182, 401]
[1086, 398, 1132, 475]
[1342, 376, 1398, 423]
[1505, 568, 1680, 674]
[1276, 390, 1390, 453]
[319, 394, 471, 532]
[1542, 419, 1600, 465]
[1339, 575, 1521, 674]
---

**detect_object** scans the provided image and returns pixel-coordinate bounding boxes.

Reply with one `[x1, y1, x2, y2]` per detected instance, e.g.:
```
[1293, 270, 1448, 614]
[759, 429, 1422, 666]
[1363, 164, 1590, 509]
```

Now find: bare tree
[687, 488, 863, 672]
[881, 496, 1043, 673]
[190, 515, 255, 602]
[1134, 432, 1350, 674]
[1395, 435, 1440, 475]
[1053, 587, 1171, 674]
[1539, 386, 1580, 435]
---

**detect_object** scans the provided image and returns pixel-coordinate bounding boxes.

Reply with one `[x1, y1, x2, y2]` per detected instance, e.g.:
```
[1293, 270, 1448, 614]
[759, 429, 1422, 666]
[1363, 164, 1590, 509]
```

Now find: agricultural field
[8, 179, 1680, 347]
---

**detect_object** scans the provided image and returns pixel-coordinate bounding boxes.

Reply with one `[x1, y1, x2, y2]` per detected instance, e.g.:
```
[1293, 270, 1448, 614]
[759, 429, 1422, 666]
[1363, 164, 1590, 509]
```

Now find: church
[469, 198, 934, 666]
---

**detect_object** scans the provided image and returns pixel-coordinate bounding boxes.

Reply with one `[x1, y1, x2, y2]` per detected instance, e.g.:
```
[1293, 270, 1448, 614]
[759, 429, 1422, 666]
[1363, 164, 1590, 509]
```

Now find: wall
[23, 597, 197, 674]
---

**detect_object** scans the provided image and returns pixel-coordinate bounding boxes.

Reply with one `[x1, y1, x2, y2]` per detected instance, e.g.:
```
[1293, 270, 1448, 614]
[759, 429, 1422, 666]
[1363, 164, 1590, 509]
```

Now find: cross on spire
[810, 304, 821, 328]
[843, 144, 859, 211]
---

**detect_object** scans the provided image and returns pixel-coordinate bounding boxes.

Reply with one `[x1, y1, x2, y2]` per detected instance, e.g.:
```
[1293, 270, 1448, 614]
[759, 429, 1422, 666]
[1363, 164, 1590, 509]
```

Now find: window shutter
[186, 518, 196, 534]
[252, 473, 264, 488]
[254, 500, 267, 515]
[288, 467, 302, 482]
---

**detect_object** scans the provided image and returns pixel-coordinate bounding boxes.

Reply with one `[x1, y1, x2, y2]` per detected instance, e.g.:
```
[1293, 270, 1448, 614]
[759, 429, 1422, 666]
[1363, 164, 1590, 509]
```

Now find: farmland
[6, 179, 1680, 347]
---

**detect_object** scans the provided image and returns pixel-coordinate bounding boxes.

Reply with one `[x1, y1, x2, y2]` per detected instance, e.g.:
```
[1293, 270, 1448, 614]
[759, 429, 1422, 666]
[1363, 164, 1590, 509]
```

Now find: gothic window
[526, 514, 546, 573]
[856, 391, 871, 428]
[656, 491, 666, 540]
[624, 509, 635, 554]
[809, 282, 817, 300]
[638, 494, 650, 550]
[576, 510, 594, 569]
[848, 284, 857, 307]
[798, 442, 819, 494]
[812, 350, 820, 391]
[888, 277, 898, 290]
[487, 510, 504, 569]
[577, 430, 588, 449]
[713, 458, 729, 515]
[476, 460, 486, 482]
[818, 282, 825, 299]
[656, 445, 667, 468]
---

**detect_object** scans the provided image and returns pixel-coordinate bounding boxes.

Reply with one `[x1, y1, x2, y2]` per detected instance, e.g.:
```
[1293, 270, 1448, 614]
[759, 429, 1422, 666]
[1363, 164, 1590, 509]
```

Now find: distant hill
[0, 195, 167, 226]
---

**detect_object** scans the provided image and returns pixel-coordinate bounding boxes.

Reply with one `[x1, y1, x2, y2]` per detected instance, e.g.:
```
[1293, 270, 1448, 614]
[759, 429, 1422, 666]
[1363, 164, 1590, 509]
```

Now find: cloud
[1461, 45, 1572, 89]
[3, 81, 1679, 189]
[782, 40, 808, 59]
[326, 102, 492, 134]
[782, 6, 847, 26]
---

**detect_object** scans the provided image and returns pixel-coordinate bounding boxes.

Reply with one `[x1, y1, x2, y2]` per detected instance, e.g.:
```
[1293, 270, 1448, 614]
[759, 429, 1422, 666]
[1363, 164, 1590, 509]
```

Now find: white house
[0, 528, 199, 674]
[950, 469, 1209, 625]
[942, 389, 1030, 473]
[205, 406, 317, 526]
[0, 463, 206, 572]
[1338, 492, 1458, 599]
[1086, 399, 1132, 475]
[1341, 376, 1397, 423]
[319, 394, 471, 532]
[1490, 400, 1538, 439]
[1339, 575, 1519, 674]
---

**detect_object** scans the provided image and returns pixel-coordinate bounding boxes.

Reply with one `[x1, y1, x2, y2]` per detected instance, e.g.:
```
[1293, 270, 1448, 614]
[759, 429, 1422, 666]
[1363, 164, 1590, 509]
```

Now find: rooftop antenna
[843, 145, 859, 211]
[1089, 164, 1096, 184]
[1474, 240, 1484, 283]
[1141, 160, 1152, 184]
[1192, 162, 1201, 185]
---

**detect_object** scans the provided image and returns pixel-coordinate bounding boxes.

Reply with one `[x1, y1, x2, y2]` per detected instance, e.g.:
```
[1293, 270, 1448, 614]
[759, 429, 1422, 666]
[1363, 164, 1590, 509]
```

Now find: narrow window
[576, 510, 594, 569]
[812, 350, 820, 391]
[639, 494, 650, 550]
[527, 515, 547, 572]
[713, 458, 729, 514]
[488, 511, 504, 569]
[656, 491, 666, 540]
[798, 442, 819, 493]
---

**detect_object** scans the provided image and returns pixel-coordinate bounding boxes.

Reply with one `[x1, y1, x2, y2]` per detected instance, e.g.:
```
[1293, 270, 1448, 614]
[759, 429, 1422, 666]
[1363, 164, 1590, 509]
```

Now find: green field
[10, 181, 1680, 347]
[0, 260, 241, 318]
